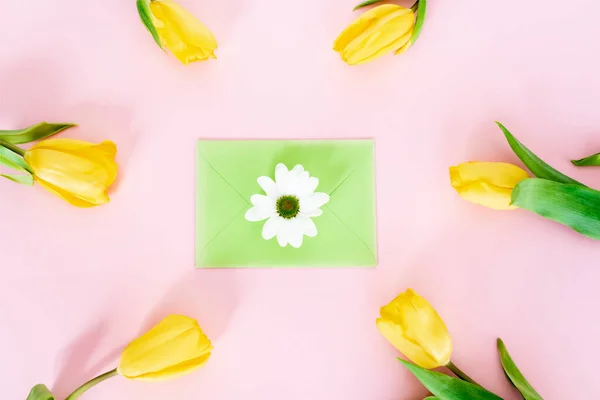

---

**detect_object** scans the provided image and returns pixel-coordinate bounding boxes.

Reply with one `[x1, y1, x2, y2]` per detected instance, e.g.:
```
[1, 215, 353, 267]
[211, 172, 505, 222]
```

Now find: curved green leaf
[399, 360, 502, 400]
[137, 0, 163, 49]
[497, 339, 543, 400]
[496, 122, 582, 186]
[0, 122, 76, 145]
[410, 0, 427, 45]
[571, 152, 600, 167]
[424, 397, 441, 400]
[26, 384, 54, 400]
[353, 0, 385, 10]
[2, 173, 33, 186]
[512, 178, 600, 240]
[0, 145, 32, 174]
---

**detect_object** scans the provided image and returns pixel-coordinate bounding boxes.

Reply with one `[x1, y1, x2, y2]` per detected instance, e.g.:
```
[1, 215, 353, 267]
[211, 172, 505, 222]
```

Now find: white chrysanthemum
[245, 163, 330, 248]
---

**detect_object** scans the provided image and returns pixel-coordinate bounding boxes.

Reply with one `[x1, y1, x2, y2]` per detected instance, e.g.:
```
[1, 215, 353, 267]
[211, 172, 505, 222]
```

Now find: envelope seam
[328, 168, 356, 196]
[324, 205, 376, 263]
[198, 150, 251, 205]
[198, 208, 247, 259]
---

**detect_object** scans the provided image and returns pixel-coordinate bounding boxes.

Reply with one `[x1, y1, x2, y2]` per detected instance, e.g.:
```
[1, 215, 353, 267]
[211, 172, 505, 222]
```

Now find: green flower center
[276, 195, 300, 219]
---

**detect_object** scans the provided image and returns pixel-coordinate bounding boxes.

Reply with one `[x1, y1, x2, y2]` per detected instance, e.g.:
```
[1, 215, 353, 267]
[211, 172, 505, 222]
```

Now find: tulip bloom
[334, 4, 415, 65]
[24, 139, 118, 208]
[118, 315, 213, 381]
[148, 0, 218, 65]
[376, 289, 452, 369]
[60, 315, 211, 400]
[450, 162, 529, 210]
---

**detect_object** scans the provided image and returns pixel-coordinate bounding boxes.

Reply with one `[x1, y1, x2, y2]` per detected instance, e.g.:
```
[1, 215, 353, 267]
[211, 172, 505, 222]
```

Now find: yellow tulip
[149, 0, 218, 65]
[450, 162, 529, 210]
[334, 4, 415, 65]
[117, 315, 212, 381]
[24, 139, 118, 208]
[376, 289, 452, 369]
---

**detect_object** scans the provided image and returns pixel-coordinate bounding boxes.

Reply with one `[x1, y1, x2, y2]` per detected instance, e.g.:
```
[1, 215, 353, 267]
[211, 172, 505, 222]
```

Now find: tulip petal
[378, 289, 452, 369]
[338, 6, 415, 65]
[28, 138, 93, 152]
[150, 0, 217, 65]
[377, 318, 440, 369]
[118, 315, 212, 381]
[361, 27, 412, 64]
[26, 150, 113, 204]
[24, 139, 118, 207]
[334, 4, 405, 52]
[450, 162, 529, 210]
[36, 179, 108, 207]
[131, 353, 211, 381]
[344, 12, 415, 65]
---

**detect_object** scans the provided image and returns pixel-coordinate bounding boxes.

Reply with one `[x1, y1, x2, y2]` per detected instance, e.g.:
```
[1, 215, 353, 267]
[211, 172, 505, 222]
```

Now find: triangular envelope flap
[197, 140, 371, 200]
[196, 147, 250, 255]
[200, 210, 376, 267]
[326, 164, 377, 259]
[325, 140, 376, 258]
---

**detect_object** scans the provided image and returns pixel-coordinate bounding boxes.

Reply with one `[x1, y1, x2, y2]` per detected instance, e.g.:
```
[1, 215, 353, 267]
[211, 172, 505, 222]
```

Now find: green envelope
[196, 139, 377, 268]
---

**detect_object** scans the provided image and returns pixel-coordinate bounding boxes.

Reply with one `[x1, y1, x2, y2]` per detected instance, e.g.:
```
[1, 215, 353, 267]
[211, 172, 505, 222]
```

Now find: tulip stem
[0, 139, 25, 156]
[447, 361, 480, 386]
[64, 368, 119, 400]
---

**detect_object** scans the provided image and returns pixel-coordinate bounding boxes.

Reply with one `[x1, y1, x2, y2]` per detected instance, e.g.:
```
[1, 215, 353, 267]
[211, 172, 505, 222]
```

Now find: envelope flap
[196, 140, 373, 199]
[196, 143, 250, 257]
[199, 208, 377, 267]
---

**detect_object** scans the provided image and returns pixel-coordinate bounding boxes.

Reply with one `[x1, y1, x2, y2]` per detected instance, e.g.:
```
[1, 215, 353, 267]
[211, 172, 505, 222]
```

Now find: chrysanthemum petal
[301, 192, 330, 213]
[258, 176, 278, 199]
[262, 216, 282, 240]
[288, 224, 304, 248]
[245, 205, 273, 222]
[300, 217, 317, 237]
[251, 194, 273, 208]
[275, 163, 289, 186]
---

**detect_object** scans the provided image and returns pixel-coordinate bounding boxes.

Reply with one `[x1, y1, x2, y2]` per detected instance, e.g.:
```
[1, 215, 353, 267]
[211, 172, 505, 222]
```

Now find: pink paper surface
[2, 0, 600, 399]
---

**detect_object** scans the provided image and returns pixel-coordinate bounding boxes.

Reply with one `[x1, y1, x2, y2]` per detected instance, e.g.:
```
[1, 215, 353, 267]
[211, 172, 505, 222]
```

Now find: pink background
[2, 0, 600, 399]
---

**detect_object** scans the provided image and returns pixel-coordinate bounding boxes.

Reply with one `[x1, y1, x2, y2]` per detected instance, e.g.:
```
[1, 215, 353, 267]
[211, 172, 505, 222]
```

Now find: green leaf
[571, 152, 600, 167]
[424, 397, 441, 400]
[512, 178, 600, 240]
[137, 0, 163, 49]
[410, 0, 427, 45]
[353, 0, 385, 10]
[496, 122, 582, 186]
[26, 384, 54, 400]
[0, 122, 76, 145]
[0, 145, 33, 174]
[497, 339, 543, 400]
[2, 173, 33, 186]
[399, 360, 503, 400]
